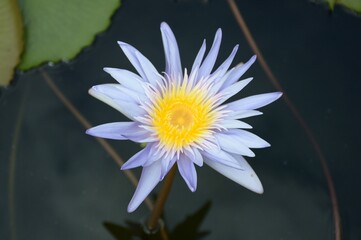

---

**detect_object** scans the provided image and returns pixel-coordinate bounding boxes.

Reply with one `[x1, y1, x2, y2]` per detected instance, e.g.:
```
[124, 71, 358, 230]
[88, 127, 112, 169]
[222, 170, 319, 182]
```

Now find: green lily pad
[0, 0, 23, 86]
[18, 0, 121, 70]
[325, 0, 361, 13]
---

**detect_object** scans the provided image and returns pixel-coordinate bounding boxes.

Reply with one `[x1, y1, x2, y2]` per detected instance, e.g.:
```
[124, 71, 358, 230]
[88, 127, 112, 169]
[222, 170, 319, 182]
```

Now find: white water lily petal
[216, 78, 253, 106]
[208, 67, 233, 96]
[204, 156, 263, 194]
[103, 68, 146, 93]
[117, 42, 147, 81]
[113, 101, 145, 120]
[140, 143, 167, 167]
[91, 84, 146, 104]
[161, 22, 182, 81]
[225, 109, 263, 120]
[184, 147, 203, 167]
[221, 55, 257, 90]
[160, 155, 177, 180]
[207, 46, 239, 96]
[228, 129, 270, 148]
[86, 122, 135, 140]
[90, 84, 129, 101]
[226, 92, 283, 111]
[87, 23, 280, 213]
[90, 122, 153, 143]
[89, 86, 145, 120]
[117, 85, 148, 103]
[210, 45, 238, 80]
[215, 132, 255, 157]
[201, 148, 244, 170]
[191, 40, 206, 75]
[219, 119, 252, 129]
[191, 147, 204, 167]
[197, 28, 222, 80]
[124, 129, 157, 143]
[177, 155, 197, 192]
[121, 145, 152, 170]
[118, 41, 161, 86]
[135, 51, 162, 86]
[127, 160, 162, 212]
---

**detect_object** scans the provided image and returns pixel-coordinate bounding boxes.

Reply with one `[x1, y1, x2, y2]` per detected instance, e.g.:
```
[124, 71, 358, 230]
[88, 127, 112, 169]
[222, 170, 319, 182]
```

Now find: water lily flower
[86, 22, 282, 212]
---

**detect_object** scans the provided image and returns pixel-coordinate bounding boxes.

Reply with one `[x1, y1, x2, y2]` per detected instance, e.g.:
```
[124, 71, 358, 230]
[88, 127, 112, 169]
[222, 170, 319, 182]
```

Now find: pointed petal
[225, 109, 263, 120]
[201, 148, 243, 170]
[210, 44, 238, 80]
[89, 86, 145, 120]
[166, 156, 177, 173]
[207, 68, 233, 97]
[226, 92, 283, 111]
[125, 129, 157, 143]
[204, 155, 263, 194]
[135, 51, 162, 86]
[221, 55, 257, 90]
[160, 22, 182, 80]
[191, 40, 206, 74]
[92, 84, 145, 104]
[184, 147, 203, 167]
[142, 143, 166, 167]
[215, 132, 256, 157]
[117, 42, 146, 81]
[103, 68, 146, 93]
[160, 154, 176, 180]
[118, 41, 161, 85]
[208, 45, 239, 95]
[86, 122, 135, 140]
[121, 144, 152, 170]
[89, 84, 128, 101]
[219, 119, 253, 129]
[177, 155, 197, 192]
[227, 129, 270, 148]
[127, 160, 162, 212]
[197, 28, 222, 80]
[217, 77, 253, 105]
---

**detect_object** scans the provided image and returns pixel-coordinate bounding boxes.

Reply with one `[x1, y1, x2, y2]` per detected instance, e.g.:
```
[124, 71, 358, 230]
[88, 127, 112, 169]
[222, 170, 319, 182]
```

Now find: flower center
[169, 104, 194, 129]
[150, 80, 216, 151]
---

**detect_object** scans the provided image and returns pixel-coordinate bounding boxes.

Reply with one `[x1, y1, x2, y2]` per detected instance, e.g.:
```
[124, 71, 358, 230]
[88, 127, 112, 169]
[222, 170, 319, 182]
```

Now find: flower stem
[147, 164, 177, 232]
[226, 1, 341, 239]
[39, 68, 154, 210]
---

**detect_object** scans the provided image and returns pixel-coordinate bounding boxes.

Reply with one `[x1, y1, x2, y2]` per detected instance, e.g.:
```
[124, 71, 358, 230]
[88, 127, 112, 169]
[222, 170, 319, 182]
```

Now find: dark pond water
[1, 0, 361, 239]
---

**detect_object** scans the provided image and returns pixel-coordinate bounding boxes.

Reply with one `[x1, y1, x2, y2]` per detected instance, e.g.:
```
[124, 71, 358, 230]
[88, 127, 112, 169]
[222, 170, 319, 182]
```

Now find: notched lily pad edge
[17, 0, 122, 72]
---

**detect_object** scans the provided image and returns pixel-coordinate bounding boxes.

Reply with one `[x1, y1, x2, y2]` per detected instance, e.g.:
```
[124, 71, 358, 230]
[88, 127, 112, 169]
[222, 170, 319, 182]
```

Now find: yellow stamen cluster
[151, 81, 216, 151]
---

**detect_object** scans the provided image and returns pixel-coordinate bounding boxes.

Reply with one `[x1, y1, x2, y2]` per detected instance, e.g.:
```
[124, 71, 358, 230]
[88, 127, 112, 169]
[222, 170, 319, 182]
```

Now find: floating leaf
[18, 0, 121, 70]
[0, 0, 23, 86]
[323, 0, 361, 13]
[337, 0, 361, 12]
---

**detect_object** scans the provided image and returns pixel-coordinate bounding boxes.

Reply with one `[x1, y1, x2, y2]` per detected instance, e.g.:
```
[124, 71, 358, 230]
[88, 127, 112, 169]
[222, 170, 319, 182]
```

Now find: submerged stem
[8, 82, 28, 240]
[39, 68, 155, 211]
[226, 1, 341, 239]
[147, 164, 177, 232]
